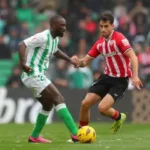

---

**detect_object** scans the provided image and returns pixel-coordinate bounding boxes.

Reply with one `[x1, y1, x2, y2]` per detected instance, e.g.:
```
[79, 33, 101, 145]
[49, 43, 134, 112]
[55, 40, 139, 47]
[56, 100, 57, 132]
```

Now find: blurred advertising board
[1, 87, 149, 124]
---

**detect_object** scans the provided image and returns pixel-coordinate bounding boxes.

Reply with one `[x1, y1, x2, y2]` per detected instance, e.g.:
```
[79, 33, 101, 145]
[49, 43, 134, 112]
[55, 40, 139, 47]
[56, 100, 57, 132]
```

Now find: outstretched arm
[54, 49, 76, 65]
[72, 55, 94, 68]
[71, 40, 100, 68]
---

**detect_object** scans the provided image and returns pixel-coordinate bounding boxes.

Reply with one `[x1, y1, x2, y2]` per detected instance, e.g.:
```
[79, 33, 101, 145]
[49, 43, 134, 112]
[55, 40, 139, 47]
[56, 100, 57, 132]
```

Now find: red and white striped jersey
[88, 31, 132, 77]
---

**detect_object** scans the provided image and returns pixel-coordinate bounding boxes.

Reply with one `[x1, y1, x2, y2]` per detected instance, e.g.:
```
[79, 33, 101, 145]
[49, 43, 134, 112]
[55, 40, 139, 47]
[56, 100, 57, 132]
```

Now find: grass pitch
[0, 123, 150, 150]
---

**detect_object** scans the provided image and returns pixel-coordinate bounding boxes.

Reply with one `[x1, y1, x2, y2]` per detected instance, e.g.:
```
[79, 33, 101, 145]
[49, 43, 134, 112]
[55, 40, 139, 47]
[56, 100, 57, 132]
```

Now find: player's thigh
[40, 83, 64, 105]
[81, 93, 101, 108]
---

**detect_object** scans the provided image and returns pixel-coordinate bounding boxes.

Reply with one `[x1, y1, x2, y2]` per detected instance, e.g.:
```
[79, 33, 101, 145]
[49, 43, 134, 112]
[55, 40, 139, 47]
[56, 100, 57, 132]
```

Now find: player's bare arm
[71, 55, 94, 68]
[79, 55, 94, 67]
[18, 42, 33, 73]
[54, 49, 78, 67]
[125, 48, 143, 90]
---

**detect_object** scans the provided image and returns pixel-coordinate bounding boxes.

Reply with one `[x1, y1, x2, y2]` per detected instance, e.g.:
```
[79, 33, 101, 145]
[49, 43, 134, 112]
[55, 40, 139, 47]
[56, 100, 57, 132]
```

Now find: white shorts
[22, 74, 51, 98]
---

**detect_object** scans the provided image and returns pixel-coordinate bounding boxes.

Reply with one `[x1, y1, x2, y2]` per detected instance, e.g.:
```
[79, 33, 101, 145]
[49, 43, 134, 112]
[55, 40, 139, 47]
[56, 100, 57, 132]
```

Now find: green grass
[0, 123, 150, 150]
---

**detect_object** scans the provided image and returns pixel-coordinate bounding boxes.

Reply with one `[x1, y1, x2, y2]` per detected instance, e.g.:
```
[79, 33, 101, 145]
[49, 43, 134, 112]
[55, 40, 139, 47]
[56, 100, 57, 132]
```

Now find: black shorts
[88, 74, 129, 101]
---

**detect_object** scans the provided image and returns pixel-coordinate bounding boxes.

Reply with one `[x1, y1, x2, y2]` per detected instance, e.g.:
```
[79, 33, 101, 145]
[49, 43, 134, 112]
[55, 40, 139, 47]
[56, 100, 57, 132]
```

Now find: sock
[111, 110, 121, 120]
[55, 103, 78, 136]
[31, 109, 49, 138]
[116, 113, 121, 121]
[79, 120, 89, 127]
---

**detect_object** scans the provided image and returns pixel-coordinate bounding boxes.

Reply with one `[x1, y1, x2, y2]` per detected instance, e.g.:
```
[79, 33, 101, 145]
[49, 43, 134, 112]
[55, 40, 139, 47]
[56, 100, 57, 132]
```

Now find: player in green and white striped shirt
[18, 15, 78, 143]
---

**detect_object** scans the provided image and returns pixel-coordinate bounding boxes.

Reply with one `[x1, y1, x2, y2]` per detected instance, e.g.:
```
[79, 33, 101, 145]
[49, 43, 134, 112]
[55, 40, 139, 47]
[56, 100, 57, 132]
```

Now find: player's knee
[98, 104, 108, 114]
[53, 94, 64, 105]
[81, 99, 91, 110]
[43, 104, 53, 111]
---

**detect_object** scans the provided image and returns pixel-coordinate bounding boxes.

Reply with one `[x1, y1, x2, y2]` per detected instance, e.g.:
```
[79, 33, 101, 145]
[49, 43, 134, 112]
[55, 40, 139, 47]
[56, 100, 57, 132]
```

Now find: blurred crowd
[0, 0, 150, 89]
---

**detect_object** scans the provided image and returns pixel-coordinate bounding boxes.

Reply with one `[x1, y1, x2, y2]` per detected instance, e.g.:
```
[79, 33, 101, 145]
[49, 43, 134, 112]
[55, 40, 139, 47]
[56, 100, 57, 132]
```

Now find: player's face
[55, 18, 66, 37]
[99, 21, 114, 38]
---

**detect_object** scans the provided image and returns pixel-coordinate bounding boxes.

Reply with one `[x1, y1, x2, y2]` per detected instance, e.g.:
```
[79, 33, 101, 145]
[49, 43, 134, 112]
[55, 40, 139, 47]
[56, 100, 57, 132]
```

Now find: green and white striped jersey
[22, 30, 59, 77]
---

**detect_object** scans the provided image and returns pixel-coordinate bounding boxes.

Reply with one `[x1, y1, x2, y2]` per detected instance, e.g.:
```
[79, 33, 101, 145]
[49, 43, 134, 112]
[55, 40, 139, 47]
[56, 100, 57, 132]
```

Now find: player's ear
[50, 24, 54, 28]
[50, 22, 55, 28]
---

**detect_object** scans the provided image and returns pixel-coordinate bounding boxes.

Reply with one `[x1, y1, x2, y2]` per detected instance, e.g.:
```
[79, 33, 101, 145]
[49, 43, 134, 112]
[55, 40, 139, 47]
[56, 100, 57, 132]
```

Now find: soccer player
[18, 15, 78, 143]
[72, 12, 143, 134]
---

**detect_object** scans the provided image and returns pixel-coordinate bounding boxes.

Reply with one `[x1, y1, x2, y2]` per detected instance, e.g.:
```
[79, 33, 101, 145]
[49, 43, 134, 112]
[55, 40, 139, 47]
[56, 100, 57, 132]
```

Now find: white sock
[55, 103, 66, 112]
[40, 109, 50, 116]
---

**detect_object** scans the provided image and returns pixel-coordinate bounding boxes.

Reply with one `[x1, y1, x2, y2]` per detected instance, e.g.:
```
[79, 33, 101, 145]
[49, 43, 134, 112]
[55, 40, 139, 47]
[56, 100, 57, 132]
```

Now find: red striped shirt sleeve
[88, 42, 101, 58]
[117, 33, 131, 53]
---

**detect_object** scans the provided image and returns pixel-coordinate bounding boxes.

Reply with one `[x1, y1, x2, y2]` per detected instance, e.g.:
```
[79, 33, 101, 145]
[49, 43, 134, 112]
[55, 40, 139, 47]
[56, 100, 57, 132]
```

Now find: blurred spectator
[78, 14, 97, 54]
[67, 65, 93, 89]
[113, 0, 127, 19]
[6, 65, 23, 88]
[0, 35, 11, 59]
[146, 30, 150, 45]
[0, 19, 5, 35]
[91, 56, 105, 73]
[57, 0, 69, 9]
[20, 22, 30, 39]
[8, 27, 22, 54]
[118, 15, 137, 42]
[41, 20, 50, 30]
[130, 0, 149, 35]
[134, 42, 142, 55]
[39, 0, 58, 11]
[16, 2, 34, 23]
[86, 0, 102, 12]
[53, 60, 68, 87]
[0, 0, 13, 21]
[59, 31, 73, 56]
[3, 13, 20, 35]
[138, 45, 150, 88]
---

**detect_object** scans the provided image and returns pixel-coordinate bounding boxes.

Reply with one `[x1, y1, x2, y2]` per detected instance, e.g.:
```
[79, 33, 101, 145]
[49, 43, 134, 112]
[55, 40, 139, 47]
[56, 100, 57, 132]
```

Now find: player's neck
[104, 30, 114, 41]
[50, 30, 57, 39]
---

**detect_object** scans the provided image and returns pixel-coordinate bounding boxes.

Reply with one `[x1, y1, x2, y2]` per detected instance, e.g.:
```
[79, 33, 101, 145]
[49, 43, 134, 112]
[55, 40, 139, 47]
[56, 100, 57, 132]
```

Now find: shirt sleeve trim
[23, 40, 28, 47]
[124, 48, 132, 54]
[87, 54, 96, 59]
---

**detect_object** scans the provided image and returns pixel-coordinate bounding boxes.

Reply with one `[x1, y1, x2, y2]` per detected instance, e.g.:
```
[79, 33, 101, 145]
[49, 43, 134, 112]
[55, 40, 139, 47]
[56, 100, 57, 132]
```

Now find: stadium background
[0, 0, 150, 124]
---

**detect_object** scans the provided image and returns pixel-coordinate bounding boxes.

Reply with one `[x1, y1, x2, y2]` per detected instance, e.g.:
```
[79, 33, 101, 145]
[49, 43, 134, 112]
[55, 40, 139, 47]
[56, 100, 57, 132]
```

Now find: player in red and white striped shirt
[72, 12, 143, 134]
[88, 30, 132, 78]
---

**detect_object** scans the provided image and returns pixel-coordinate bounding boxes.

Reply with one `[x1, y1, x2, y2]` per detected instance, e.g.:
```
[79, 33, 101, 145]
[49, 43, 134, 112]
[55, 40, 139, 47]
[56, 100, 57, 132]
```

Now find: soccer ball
[77, 126, 96, 143]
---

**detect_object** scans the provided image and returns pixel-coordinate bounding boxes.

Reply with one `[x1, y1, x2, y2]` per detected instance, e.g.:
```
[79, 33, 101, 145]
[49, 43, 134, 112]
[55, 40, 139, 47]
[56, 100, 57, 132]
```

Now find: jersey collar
[104, 30, 114, 41]
[49, 30, 53, 40]
[49, 30, 57, 40]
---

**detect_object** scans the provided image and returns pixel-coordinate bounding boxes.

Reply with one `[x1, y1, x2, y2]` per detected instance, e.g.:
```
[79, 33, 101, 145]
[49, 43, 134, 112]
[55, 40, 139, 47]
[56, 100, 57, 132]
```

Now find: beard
[58, 32, 64, 37]
[54, 29, 64, 37]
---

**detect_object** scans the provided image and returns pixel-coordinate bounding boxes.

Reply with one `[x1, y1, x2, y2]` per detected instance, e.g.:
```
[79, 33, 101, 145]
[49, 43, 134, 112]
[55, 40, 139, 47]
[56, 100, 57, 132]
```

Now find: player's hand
[71, 55, 80, 68]
[21, 64, 33, 73]
[131, 76, 143, 90]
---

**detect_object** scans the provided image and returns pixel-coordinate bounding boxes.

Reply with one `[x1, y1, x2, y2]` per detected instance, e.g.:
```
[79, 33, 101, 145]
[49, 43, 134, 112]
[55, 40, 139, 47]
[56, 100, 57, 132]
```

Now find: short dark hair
[50, 15, 64, 24]
[98, 12, 114, 24]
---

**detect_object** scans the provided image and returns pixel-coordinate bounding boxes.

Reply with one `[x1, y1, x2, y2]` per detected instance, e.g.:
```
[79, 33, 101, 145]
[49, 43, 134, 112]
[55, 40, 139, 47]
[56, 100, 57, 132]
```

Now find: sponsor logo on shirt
[121, 39, 130, 46]
[103, 51, 117, 57]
